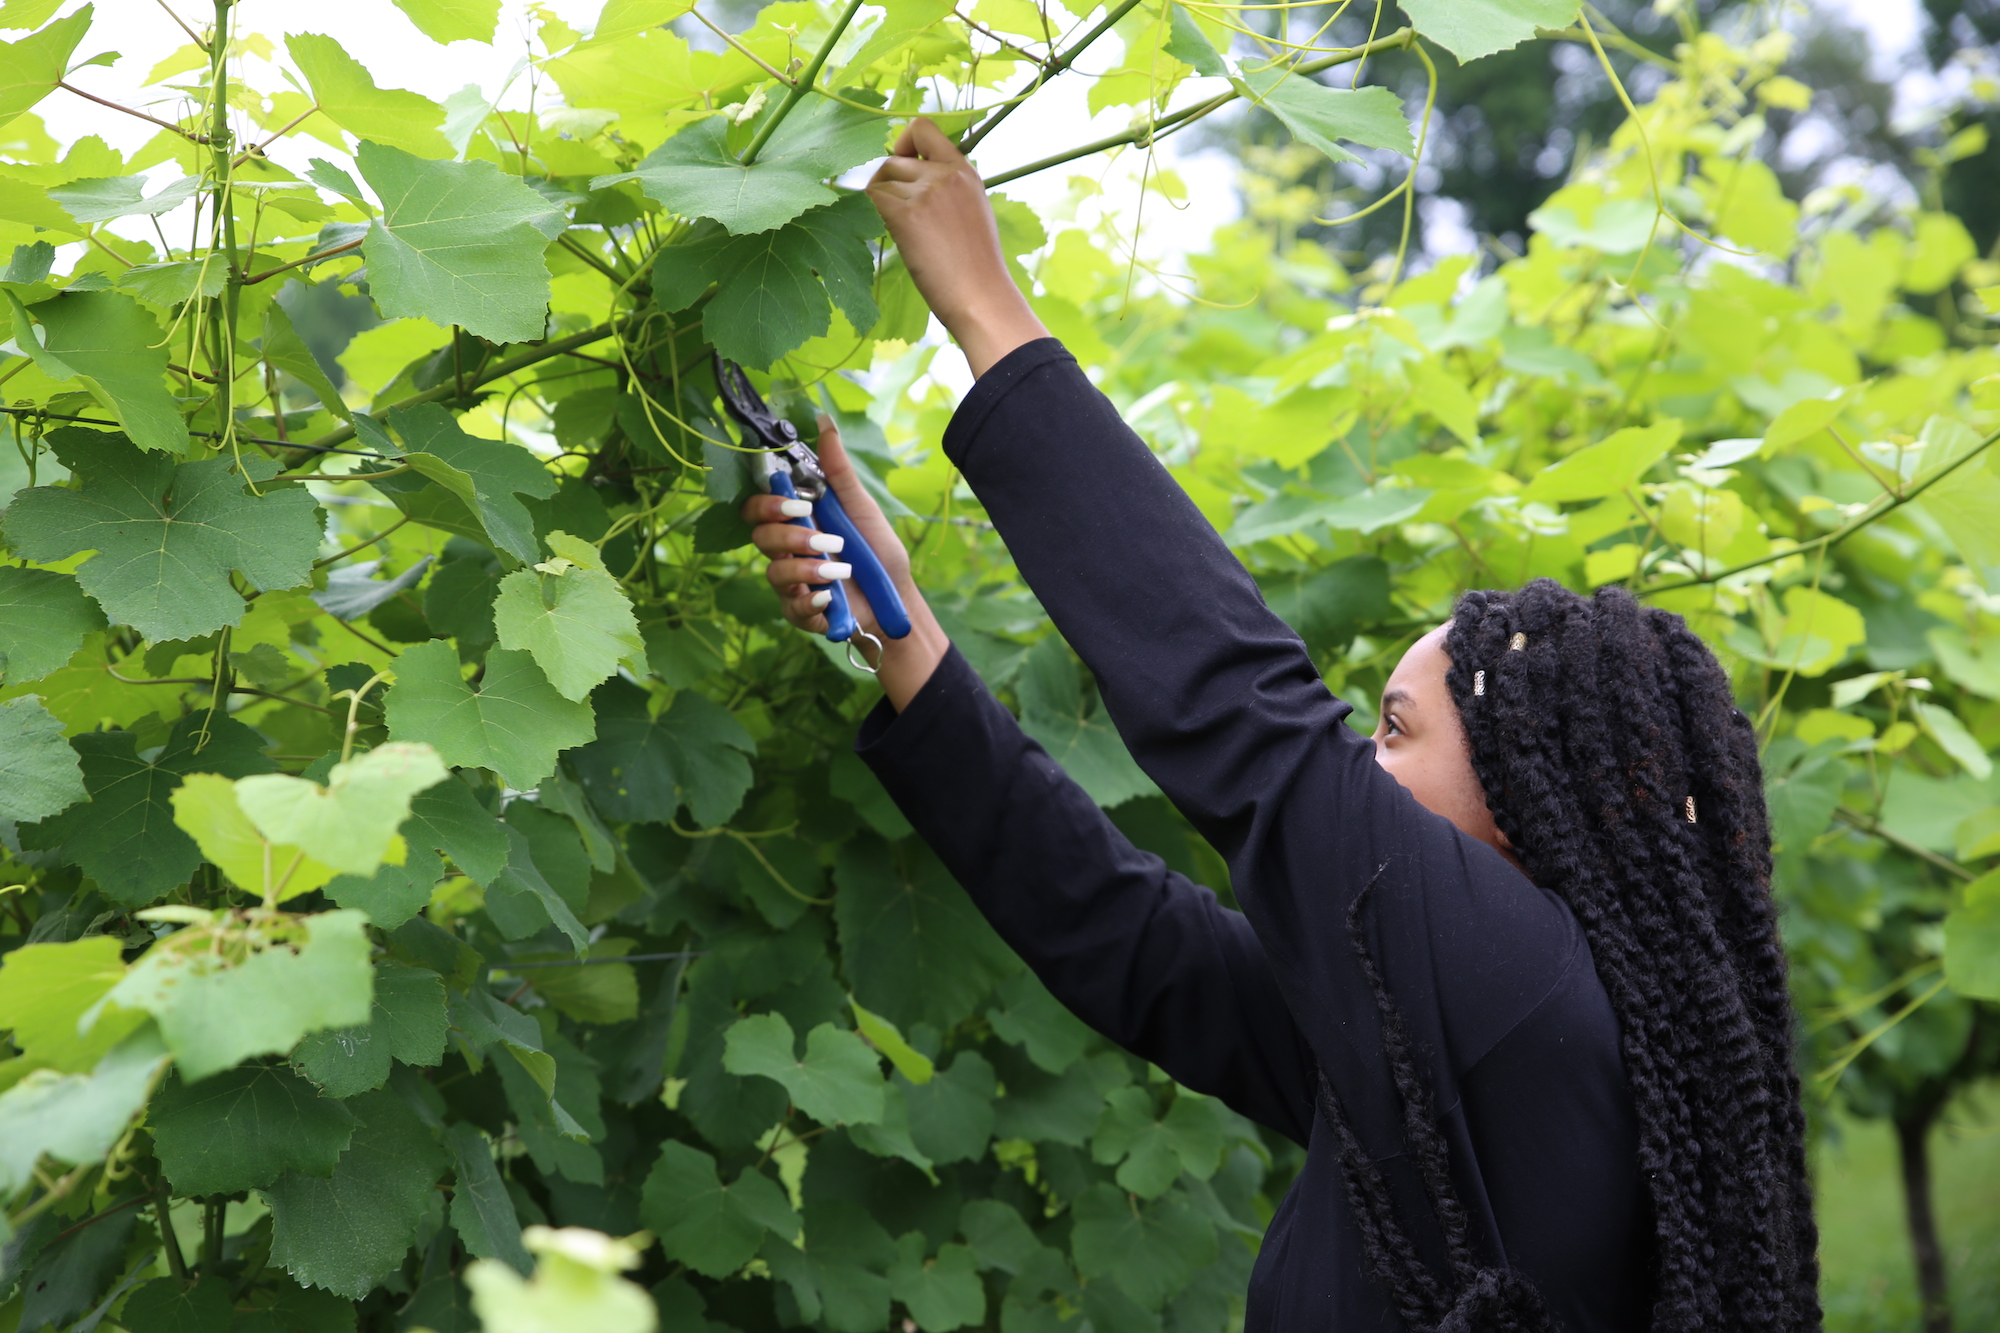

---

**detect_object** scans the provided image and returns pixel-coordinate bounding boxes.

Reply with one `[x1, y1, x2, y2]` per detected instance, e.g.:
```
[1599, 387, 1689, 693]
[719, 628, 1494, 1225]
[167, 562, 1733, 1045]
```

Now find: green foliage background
[1, 1, 1998, 1331]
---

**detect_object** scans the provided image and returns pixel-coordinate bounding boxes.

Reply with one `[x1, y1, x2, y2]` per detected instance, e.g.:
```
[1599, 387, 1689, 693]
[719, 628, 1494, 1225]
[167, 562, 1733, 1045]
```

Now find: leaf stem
[740, 0, 869, 166]
[980, 27, 1414, 187]
[297, 321, 621, 454]
[313, 514, 412, 569]
[689, 6, 797, 85]
[59, 81, 207, 143]
[242, 237, 361, 286]
[154, 1179, 188, 1281]
[961, 0, 1148, 151]
[1642, 424, 2000, 594]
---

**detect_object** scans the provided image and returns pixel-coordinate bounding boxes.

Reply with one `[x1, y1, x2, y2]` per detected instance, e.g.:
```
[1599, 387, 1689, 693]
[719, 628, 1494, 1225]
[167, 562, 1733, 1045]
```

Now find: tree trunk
[1894, 1105, 1952, 1333]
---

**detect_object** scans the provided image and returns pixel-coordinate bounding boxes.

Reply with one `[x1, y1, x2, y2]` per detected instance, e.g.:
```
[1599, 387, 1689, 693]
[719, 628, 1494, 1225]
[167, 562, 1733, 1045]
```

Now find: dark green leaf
[640, 1140, 800, 1278]
[265, 1087, 451, 1300]
[21, 713, 273, 907]
[614, 97, 884, 235]
[651, 193, 883, 369]
[833, 836, 1019, 1030]
[2, 429, 322, 641]
[445, 1122, 532, 1275]
[0, 566, 105, 685]
[292, 961, 449, 1097]
[1070, 1183, 1216, 1310]
[151, 1064, 359, 1196]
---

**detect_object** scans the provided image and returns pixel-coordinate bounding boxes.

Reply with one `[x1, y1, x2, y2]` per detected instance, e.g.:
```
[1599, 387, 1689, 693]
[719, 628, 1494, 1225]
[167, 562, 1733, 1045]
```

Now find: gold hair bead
[1685, 796, 1698, 824]
[1509, 632, 1526, 651]
[1473, 670, 1486, 697]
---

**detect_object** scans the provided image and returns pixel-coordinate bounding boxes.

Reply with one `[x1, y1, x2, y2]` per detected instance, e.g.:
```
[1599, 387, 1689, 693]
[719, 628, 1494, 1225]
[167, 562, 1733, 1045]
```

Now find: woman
[741, 120, 1821, 1333]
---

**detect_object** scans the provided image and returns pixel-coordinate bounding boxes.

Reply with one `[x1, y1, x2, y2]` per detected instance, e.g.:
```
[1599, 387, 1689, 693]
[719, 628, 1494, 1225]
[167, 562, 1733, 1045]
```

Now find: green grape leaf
[104, 910, 375, 1082]
[846, 1083, 936, 1178]
[1165, 7, 1228, 77]
[20, 713, 274, 908]
[171, 772, 342, 901]
[0, 1027, 170, 1197]
[235, 742, 450, 878]
[850, 996, 933, 1084]
[265, 1087, 451, 1300]
[1521, 421, 1680, 502]
[887, 1235, 985, 1333]
[444, 1122, 532, 1275]
[119, 1277, 233, 1333]
[640, 1140, 800, 1278]
[392, 0, 501, 44]
[0, 6, 91, 132]
[959, 1199, 1040, 1275]
[150, 1063, 359, 1196]
[651, 192, 883, 369]
[0, 694, 84, 822]
[292, 961, 449, 1098]
[491, 534, 643, 702]
[904, 1050, 996, 1165]
[1091, 1087, 1223, 1198]
[384, 404, 558, 565]
[569, 678, 676, 821]
[1914, 415, 2000, 575]
[1231, 70, 1414, 161]
[5, 291, 190, 455]
[324, 847, 443, 931]
[45, 174, 199, 223]
[1943, 869, 2000, 1001]
[1397, 0, 1580, 61]
[833, 836, 1020, 1030]
[262, 302, 351, 422]
[485, 822, 591, 952]
[572, 682, 756, 827]
[404, 774, 509, 884]
[610, 96, 886, 235]
[355, 141, 564, 344]
[0, 935, 143, 1072]
[384, 639, 596, 791]
[0, 567, 107, 684]
[722, 1012, 888, 1126]
[1069, 1182, 1217, 1310]
[424, 555, 501, 644]
[986, 969, 1094, 1074]
[1017, 637, 1159, 808]
[286, 33, 453, 157]
[778, 1199, 898, 1331]
[1, 429, 323, 642]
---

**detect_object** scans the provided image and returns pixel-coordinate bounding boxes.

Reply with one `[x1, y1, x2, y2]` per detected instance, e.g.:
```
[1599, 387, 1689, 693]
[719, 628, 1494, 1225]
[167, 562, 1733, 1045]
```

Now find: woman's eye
[1383, 715, 1403, 738]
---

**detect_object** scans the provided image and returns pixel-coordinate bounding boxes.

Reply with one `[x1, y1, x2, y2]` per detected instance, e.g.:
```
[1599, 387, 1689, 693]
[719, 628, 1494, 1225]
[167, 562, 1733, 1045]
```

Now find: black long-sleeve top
[856, 339, 1651, 1330]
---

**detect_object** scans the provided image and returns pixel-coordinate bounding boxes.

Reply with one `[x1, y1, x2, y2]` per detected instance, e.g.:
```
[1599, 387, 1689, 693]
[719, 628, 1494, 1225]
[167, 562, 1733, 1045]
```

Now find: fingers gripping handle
[812, 489, 911, 640]
[768, 470, 859, 642]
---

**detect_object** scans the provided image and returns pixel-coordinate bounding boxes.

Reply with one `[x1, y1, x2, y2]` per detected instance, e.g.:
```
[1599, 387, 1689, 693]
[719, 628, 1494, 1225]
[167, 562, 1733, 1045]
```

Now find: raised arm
[741, 424, 1313, 1141]
[856, 645, 1315, 1143]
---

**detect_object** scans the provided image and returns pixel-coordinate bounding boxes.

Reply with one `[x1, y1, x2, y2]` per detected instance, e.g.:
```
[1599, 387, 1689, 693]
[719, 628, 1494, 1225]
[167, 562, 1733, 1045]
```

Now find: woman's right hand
[741, 418, 951, 711]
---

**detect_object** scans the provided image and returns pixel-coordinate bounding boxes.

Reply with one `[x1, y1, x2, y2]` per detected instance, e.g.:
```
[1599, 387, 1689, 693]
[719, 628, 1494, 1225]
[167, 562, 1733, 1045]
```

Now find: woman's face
[1370, 624, 1521, 872]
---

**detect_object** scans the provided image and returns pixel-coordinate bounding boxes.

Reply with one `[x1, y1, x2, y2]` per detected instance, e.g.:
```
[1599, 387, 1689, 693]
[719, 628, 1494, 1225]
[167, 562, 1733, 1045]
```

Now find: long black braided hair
[1314, 579, 1821, 1333]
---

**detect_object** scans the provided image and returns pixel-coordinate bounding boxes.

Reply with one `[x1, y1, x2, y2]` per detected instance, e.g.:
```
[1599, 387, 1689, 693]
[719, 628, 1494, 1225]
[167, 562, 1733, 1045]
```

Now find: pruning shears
[714, 354, 911, 669]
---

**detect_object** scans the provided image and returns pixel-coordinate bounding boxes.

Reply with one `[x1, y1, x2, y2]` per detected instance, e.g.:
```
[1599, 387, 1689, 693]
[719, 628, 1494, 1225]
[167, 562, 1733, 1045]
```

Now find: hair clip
[1685, 796, 1697, 824]
[1473, 670, 1486, 697]
[1509, 632, 1526, 651]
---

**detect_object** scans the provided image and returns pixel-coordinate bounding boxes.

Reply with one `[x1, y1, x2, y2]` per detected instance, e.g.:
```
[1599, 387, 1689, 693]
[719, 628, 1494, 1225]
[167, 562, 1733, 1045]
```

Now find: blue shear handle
[768, 471, 859, 643]
[812, 489, 911, 640]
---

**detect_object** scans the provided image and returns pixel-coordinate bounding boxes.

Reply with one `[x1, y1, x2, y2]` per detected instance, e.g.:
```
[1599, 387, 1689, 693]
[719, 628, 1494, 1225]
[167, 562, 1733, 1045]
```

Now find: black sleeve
[857, 646, 1315, 1144]
[939, 339, 1582, 1150]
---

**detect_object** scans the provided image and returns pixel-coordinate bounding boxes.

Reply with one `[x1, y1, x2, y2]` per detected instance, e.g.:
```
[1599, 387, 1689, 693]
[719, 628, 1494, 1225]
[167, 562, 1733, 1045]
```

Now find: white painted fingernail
[778, 498, 813, 518]
[807, 533, 846, 554]
[817, 562, 852, 580]
[810, 590, 833, 609]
